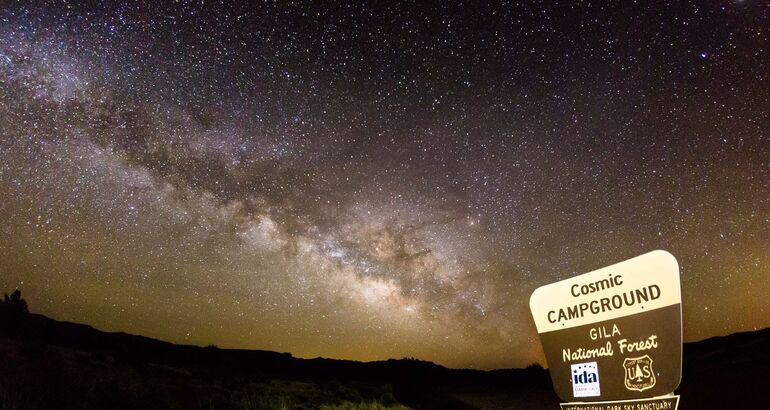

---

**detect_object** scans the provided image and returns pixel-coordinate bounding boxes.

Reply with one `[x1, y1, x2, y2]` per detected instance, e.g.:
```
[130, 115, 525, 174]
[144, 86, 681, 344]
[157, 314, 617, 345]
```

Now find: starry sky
[0, 1, 768, 370]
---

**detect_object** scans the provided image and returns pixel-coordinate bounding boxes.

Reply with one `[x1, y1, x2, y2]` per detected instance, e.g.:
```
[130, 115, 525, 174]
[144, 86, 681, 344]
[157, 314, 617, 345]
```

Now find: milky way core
[1, 2, 768, 369]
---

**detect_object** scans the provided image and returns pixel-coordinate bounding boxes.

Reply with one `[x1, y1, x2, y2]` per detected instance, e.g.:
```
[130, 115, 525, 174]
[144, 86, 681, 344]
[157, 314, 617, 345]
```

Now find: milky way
[1, 2, 768, 369]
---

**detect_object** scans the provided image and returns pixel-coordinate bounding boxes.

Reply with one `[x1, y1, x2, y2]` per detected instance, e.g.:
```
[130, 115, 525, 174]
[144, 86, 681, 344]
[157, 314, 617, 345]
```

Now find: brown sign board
[560, 395, 679, 410]
[530, 250, 682, 402]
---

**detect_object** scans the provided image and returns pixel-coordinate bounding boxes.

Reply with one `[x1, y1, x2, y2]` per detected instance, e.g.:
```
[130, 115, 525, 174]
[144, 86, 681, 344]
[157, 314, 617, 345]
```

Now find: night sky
[1, 1, 768, 370]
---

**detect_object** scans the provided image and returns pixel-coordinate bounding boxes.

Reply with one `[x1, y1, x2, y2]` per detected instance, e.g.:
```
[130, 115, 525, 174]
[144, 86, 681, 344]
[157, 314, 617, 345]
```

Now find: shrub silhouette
[525, 362, 544, 371]
[1, 289, 29, 314]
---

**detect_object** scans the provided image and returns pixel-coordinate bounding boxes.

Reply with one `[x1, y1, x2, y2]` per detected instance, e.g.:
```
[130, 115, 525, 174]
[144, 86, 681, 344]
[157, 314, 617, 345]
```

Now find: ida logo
[623, 355, 656, 392]
[570, 361, 600, 398]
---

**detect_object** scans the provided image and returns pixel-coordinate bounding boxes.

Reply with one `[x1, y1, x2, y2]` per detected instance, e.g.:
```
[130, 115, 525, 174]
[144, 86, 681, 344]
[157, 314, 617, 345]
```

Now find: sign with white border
[530, 250, 683, 402]
[559, 395, 680, 410]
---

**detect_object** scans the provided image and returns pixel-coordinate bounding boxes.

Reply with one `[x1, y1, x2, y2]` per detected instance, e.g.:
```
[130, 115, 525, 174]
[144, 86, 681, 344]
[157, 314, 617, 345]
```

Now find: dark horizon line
[9, 307, 769, 374]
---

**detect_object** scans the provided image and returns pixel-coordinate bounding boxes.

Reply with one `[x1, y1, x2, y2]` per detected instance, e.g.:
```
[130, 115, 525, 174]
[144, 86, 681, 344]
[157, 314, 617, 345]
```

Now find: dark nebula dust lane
[0, 1, 768, 369]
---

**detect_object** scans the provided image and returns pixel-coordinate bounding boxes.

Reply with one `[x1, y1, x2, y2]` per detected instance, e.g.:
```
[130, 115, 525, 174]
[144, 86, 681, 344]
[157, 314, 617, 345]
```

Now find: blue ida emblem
[571, 361, 600, 397]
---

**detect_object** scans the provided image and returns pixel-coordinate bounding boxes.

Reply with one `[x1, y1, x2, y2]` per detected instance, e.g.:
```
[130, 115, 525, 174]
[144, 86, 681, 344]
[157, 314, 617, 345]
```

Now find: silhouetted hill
[0, 310, 553, 409]
[677, 327, 770, 408]
[1, 310, 769, 409]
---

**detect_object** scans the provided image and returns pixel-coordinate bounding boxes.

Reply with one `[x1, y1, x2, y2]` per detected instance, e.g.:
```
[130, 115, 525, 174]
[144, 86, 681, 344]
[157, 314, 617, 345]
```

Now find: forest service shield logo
[623, 355, 656, 392]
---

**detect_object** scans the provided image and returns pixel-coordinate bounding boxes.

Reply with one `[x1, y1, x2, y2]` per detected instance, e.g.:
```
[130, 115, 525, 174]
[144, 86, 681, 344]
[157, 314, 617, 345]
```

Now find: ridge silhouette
[0, 291, 768, 409]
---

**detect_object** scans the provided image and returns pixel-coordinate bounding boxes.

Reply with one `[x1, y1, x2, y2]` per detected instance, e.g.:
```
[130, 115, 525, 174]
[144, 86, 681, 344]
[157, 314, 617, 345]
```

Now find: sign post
[530, 250, 683, 408]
